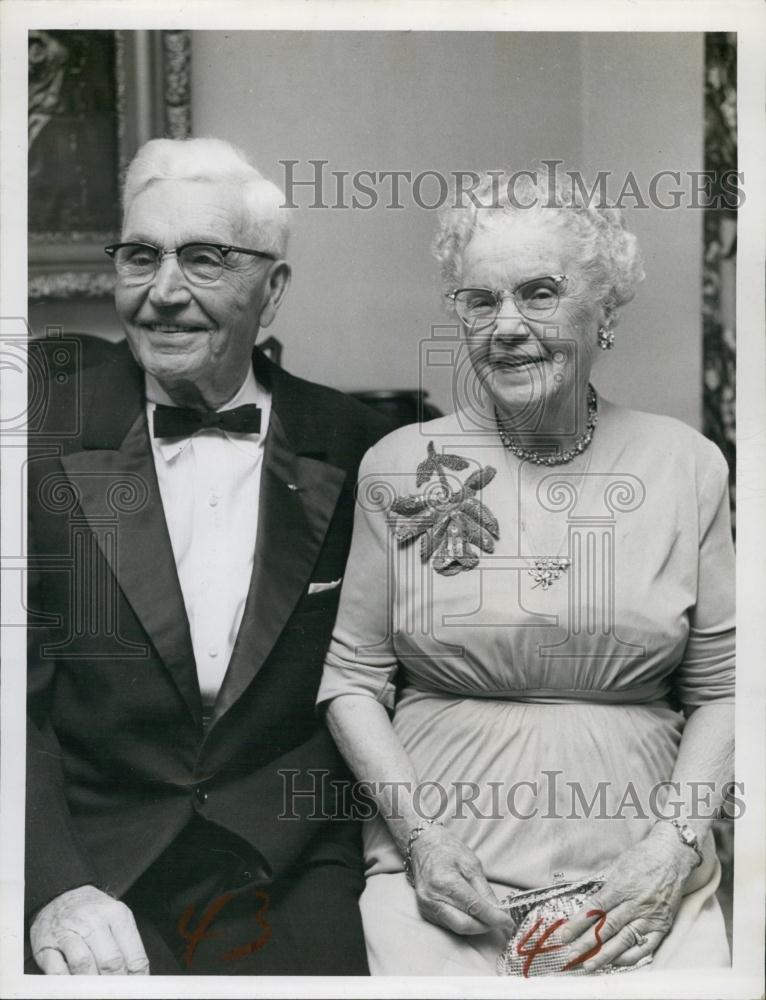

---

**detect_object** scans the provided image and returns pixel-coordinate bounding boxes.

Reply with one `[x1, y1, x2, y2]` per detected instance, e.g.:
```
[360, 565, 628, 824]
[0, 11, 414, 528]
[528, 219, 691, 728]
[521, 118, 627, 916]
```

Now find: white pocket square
[308, 578, 342, 594]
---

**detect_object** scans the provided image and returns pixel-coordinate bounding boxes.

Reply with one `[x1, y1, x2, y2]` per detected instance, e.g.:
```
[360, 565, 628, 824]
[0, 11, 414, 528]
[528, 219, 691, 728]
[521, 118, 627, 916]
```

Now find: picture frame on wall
[27, 29, 192, 302]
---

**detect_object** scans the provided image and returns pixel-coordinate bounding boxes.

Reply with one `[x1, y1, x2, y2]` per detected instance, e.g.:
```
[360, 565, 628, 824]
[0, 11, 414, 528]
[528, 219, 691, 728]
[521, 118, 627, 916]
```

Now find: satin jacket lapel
[59, 382, 201, 724]
[210, 408, 346, 726]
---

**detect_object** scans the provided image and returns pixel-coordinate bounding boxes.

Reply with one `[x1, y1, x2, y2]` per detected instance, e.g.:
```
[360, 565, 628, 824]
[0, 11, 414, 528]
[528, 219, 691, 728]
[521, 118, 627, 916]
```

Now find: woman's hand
[326, 697, 514, 938]
[557, 823, 699, 971]
[409, 824, 515, 937]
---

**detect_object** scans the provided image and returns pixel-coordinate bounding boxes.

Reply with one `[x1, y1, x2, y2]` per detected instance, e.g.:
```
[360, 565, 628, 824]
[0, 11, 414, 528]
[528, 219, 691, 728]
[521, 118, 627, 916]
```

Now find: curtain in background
[703, 32, 737, 532]
[703, 33, 736, 953]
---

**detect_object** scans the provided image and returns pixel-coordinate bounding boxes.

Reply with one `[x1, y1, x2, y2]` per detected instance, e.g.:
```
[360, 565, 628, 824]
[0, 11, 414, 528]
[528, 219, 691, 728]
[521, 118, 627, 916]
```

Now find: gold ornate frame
[28, 30, 192, 302]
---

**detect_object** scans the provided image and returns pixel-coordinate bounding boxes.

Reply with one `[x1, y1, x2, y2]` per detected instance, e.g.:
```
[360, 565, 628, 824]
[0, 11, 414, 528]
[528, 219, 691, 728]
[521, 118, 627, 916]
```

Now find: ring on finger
[633, 929, 649, 949]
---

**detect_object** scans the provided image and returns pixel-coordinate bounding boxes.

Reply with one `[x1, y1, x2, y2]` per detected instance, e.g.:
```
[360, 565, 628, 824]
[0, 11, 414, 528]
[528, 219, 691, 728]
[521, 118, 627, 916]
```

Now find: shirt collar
[146, 368, 270, 462]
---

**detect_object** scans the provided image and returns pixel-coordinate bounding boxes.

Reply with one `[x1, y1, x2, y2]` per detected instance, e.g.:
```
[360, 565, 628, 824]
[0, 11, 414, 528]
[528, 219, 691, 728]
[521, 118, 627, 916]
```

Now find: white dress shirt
[146, 369, 271, 710]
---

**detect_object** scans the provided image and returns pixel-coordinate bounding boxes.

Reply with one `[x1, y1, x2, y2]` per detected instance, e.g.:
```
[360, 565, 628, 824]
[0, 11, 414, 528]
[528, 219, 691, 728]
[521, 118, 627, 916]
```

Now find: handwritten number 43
[516, 909, 606, 978]
[178, 889, 273, 968]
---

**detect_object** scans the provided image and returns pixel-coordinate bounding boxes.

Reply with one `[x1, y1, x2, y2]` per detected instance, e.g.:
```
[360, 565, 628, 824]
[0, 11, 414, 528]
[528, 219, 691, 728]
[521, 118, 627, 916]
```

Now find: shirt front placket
[191, 429, 231, 698]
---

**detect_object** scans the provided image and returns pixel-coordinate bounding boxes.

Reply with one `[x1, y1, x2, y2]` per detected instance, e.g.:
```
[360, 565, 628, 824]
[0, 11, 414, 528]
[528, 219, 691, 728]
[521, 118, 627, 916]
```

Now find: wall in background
[579, 33, 704, 429]
[30, 31, 704, 428]
[191, 30, 704, 427]
[192, 32, 582, 415]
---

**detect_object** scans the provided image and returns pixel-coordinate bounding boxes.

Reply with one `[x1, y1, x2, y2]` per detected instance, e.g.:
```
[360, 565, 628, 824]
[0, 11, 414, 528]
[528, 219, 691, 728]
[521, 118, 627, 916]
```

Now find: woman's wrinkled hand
[408, 824, 515, 937]
[557, 824, 700, 971]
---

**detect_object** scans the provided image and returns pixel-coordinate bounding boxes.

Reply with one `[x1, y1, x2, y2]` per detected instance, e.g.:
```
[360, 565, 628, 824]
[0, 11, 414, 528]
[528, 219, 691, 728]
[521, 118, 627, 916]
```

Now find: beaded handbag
[496, 877, 653, 977]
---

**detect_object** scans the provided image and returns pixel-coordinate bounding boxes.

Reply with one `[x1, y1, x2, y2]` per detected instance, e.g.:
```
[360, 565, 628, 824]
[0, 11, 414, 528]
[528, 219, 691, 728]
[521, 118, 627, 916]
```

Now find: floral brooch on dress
[388, 441, 500, 575]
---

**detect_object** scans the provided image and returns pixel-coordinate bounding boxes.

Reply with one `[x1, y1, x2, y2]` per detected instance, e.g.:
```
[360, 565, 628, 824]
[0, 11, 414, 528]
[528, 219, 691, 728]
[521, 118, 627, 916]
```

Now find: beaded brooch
[389, 441, 499, 576]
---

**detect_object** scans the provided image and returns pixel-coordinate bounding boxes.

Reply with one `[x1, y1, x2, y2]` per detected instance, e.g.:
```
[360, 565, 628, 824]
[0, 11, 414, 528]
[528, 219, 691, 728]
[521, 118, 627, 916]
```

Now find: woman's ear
[598, 296, 618, 333]
[259, 261, 291, 329]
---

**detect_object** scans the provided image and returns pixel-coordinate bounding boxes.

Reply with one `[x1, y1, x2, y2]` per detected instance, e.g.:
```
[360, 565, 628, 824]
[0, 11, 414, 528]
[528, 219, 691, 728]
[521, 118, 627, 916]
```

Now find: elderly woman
[316, 169, 734, 976]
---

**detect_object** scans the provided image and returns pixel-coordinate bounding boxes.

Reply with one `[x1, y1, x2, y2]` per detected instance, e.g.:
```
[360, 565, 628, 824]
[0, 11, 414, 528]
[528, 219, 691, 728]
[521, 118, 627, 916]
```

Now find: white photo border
[1, 2, 764, 998]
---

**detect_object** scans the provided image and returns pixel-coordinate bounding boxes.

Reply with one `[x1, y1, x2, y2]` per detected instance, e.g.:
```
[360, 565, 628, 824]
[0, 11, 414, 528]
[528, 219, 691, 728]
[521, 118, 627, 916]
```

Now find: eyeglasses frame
[104, 241, 279, 286]
[447, 273, 568, 325]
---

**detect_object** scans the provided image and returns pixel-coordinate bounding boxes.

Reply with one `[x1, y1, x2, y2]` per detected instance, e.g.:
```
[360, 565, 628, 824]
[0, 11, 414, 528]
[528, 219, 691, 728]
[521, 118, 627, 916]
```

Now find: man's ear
[259, 261, 291, 329]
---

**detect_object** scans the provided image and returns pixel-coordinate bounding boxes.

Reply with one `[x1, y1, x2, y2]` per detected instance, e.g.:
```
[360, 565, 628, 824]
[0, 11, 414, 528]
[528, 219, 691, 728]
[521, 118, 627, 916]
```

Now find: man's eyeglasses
[447, 274, 567, 327]
[104, 242, 279, 286]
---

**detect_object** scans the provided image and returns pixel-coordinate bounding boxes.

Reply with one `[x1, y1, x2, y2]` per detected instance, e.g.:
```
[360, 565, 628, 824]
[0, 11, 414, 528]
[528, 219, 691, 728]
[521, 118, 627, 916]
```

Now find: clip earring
[598, 326, 615, 350]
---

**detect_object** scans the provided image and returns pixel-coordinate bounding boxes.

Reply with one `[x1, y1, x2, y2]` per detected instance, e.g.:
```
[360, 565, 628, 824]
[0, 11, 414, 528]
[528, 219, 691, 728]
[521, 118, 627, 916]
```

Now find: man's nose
[147, 254, 192, 307]
[492, 294, 529, 339]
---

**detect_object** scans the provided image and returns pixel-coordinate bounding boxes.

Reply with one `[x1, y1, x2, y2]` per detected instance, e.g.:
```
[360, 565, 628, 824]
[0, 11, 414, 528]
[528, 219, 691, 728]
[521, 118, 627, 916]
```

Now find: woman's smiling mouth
[491, 353, 546, 370]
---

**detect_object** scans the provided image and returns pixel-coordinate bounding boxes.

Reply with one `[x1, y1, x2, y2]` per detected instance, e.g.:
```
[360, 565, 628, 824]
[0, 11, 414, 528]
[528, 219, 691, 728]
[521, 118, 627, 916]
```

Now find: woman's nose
[148, 254, 192, 307]
[492, 294, 530, 339]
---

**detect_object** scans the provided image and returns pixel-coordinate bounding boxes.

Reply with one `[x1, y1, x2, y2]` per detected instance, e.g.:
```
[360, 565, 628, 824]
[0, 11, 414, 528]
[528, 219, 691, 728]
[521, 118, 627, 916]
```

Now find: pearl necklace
[495, 384, 599, 466]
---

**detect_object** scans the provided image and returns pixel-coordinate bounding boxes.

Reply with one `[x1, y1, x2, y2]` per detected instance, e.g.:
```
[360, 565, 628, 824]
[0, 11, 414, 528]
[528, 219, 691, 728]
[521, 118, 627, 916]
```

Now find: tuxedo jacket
[25, 336, 390, 918]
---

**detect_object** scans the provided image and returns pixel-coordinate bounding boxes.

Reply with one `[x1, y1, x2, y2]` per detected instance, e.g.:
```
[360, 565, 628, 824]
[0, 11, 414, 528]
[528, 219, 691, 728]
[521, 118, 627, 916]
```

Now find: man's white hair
[122, 137, 290, 257]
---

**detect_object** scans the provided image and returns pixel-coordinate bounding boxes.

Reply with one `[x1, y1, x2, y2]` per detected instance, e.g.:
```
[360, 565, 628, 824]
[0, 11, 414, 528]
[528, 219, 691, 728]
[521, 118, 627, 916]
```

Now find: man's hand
[30, 885, 150, 975]
[409, 825, 515, 937]
[557, 824, 701, 971]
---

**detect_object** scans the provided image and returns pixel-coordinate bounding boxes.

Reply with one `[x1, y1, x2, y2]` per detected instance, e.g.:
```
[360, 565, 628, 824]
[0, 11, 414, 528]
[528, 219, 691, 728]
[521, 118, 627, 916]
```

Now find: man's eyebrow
[120, 233, 157, 245]
[120, 234, 228, 246]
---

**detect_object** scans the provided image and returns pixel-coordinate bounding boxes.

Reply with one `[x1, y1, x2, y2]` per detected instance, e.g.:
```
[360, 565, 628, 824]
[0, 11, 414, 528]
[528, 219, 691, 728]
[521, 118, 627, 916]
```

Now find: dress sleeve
[316, 443, 399, 710]
[673, 446, 735, 708]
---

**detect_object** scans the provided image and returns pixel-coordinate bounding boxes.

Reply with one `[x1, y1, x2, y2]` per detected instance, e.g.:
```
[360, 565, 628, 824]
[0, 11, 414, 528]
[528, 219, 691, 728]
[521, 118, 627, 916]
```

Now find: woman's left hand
[556, 823, 700, 971]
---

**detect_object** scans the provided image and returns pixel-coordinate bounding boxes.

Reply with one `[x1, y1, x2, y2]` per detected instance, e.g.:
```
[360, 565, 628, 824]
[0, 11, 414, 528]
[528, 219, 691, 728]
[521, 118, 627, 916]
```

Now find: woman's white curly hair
[432, 166, 645, 329]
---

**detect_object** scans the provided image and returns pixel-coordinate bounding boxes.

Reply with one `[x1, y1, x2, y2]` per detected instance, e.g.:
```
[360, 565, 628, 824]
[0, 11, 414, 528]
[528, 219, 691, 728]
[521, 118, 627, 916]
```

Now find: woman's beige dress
[317, 394, 735, 976]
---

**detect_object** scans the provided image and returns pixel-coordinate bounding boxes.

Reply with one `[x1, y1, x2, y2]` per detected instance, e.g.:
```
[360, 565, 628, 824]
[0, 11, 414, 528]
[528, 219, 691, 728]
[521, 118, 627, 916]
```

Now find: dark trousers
[27, 817, 369, 976]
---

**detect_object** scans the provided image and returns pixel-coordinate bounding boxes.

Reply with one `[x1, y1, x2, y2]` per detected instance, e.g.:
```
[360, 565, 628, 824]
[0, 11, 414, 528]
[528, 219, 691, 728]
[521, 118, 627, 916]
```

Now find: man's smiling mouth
[142, 323, 211, 333]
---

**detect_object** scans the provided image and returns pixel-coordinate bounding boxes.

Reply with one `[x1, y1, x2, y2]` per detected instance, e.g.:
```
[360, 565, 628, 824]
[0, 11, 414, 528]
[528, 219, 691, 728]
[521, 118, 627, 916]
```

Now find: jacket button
[195, 786, 208, 804]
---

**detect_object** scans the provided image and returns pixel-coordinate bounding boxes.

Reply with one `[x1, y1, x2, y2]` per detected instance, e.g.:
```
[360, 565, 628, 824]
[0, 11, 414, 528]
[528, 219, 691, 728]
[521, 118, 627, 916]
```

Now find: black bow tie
[152, 403, 262, 439]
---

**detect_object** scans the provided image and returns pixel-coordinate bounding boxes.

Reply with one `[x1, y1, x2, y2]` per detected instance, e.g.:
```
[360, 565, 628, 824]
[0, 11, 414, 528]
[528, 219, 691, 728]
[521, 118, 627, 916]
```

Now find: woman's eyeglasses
[447, 274, 567, 327]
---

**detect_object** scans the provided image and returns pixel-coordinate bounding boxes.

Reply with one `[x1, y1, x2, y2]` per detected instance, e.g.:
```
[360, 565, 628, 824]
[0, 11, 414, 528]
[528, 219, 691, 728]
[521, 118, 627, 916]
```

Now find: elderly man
[26, 138, 389, 975]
